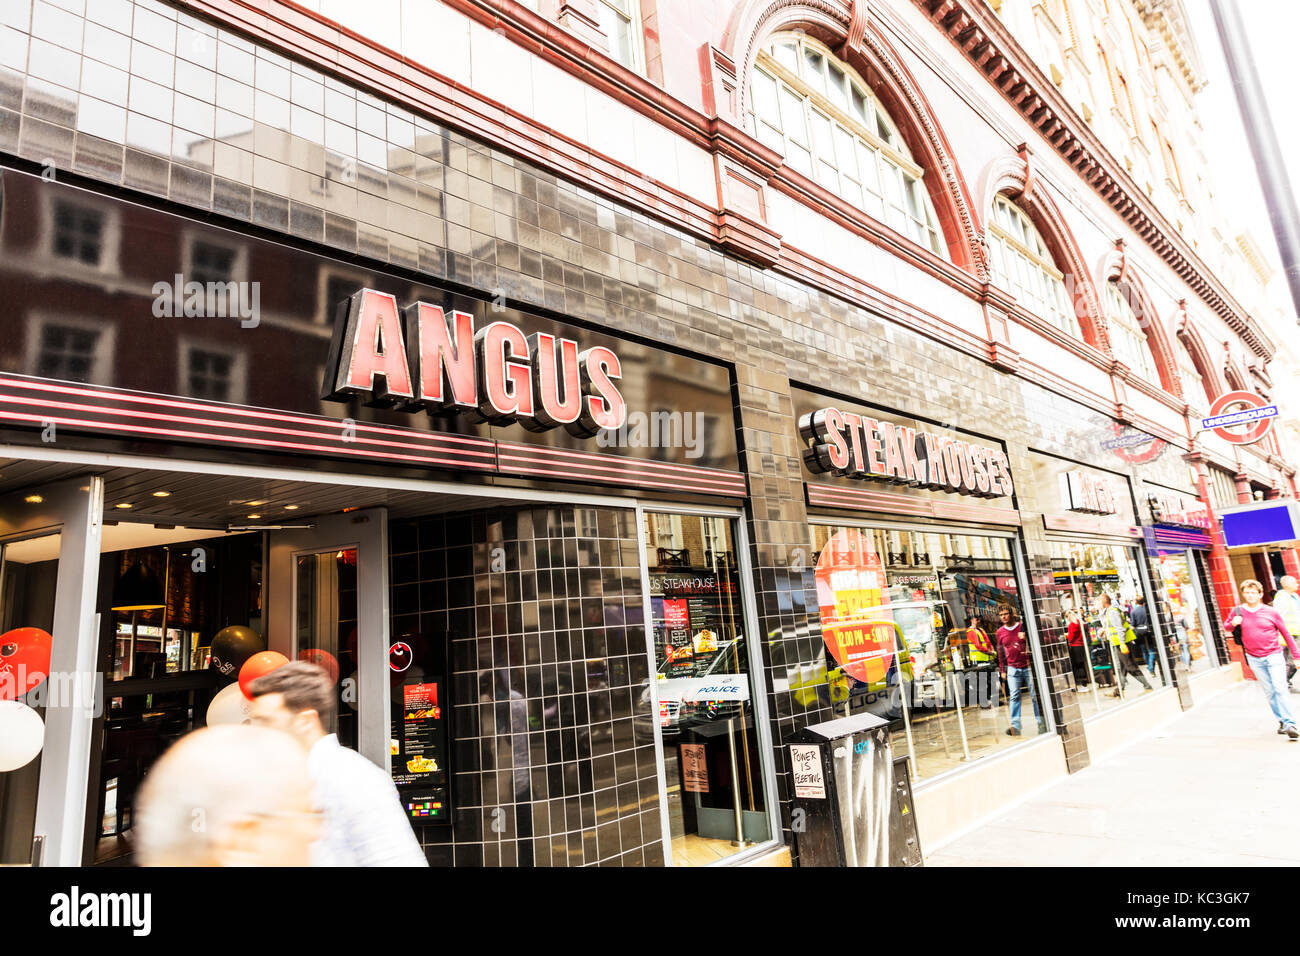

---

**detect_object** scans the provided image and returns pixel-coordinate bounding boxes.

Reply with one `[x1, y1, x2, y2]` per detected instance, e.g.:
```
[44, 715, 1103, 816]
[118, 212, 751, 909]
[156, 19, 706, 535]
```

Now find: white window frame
[176, 229, 250, 321]
[39, 193, 121, 277]
[24, 312, 117, 385]
[594, 0, 646, 74]
[747, 34, 947, 257]
[987, 193, 1080, 337]
[1177, 347, 1207, 410]
[1103, 281, 1159, 383]
[178, 336, 249, 405]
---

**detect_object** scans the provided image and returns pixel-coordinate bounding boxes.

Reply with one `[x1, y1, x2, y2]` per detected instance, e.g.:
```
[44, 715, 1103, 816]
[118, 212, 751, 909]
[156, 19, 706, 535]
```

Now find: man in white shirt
[1273, 575, 1300, 687]
[249, 661, 428, 867]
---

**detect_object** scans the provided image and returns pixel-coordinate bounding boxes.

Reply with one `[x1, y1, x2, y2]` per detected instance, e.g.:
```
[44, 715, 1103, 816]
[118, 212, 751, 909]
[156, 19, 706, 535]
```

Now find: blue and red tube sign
[1201, 390, 1278, 445]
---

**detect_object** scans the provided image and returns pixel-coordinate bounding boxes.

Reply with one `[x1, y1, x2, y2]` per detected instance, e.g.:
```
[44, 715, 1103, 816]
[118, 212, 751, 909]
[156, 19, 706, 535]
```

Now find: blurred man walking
[250, 661, 428, 866]
[136, 724, 320, 866]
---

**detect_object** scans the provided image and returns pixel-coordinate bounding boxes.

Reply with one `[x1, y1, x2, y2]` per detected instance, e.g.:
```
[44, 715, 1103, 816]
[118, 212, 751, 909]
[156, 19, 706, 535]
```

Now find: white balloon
[0, 700, 44, 771]
[206, 681, 253, 726]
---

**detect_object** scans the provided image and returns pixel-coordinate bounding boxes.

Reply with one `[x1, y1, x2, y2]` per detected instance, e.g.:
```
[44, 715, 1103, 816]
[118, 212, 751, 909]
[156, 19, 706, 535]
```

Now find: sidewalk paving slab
[925, 681, 1300, 867]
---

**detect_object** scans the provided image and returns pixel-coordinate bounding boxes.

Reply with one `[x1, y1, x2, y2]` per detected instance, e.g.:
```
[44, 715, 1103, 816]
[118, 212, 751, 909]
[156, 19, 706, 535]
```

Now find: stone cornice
[914, 0, 1274, 361]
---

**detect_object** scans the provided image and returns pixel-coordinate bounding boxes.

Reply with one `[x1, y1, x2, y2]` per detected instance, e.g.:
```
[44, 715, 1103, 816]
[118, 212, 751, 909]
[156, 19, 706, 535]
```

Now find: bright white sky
[1183, 0, 1300, 330]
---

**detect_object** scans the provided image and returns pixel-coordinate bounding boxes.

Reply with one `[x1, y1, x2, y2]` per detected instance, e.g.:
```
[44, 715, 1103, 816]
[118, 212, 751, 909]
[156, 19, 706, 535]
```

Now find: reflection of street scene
[808, 525, 1049, 783]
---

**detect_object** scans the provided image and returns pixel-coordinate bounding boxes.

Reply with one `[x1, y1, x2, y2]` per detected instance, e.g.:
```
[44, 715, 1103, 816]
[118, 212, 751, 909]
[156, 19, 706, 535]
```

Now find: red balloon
[297, 647, 340, 684]
[239, 651, 290, 700]
[0, 628, 53, 701]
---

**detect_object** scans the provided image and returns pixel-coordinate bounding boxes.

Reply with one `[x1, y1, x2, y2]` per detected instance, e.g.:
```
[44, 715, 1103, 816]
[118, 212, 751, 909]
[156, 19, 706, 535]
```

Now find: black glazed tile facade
[389, 505, 662, 867]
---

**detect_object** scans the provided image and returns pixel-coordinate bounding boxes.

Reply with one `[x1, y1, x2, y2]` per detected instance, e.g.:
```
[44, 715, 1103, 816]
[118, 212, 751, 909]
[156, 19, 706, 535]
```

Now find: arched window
[987, 193, 1080, 336]
[746, 34, 947, 256]
[1103, 281, 1159, 382]
[1177, 345, 1209, 409]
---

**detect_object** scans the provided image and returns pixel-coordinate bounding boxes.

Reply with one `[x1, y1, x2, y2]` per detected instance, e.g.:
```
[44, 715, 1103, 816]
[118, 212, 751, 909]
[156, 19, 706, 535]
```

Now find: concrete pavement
[926, 679, 1300, 866]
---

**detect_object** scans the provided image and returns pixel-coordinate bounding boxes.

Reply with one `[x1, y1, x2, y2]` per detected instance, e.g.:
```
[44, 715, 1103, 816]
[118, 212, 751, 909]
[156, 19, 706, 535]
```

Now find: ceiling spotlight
[246, 500, 267, 507]
[24, 495, 42, 504]
[247, 514, 262, 520]
[152, 490, 171, 498]
[115, 502, 133, 510]
[283, 504, 299, 511]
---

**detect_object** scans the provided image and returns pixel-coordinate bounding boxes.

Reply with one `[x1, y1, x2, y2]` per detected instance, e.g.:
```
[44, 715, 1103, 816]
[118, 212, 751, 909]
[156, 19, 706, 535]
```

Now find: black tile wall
[389, 505, 662, 867]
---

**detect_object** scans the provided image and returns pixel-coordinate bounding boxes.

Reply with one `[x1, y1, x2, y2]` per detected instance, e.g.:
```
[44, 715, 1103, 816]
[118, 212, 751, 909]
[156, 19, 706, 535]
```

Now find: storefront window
[1153, 551, 1217, 675]
[810, 524, 1046, 782]
[0, 531, 60, 866]
[644, 512, 770, 865]
[1050, 541, 1169, 717]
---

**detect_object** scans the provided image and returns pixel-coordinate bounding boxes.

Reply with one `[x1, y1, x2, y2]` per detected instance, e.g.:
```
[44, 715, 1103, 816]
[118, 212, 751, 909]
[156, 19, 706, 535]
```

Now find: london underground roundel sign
[1202, 391, 1278, 445]
[815, 529, 897, 685]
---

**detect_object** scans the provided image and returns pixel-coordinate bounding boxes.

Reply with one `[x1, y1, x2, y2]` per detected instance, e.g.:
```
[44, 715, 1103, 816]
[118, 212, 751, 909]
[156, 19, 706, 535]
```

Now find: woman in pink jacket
[1225, 579, 1300, 740]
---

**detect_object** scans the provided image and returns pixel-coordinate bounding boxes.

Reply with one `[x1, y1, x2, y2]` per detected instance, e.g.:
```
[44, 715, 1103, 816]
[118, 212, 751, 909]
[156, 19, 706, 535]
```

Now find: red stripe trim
[498, 450, 746, 494]
[0, 375, 495, 449]
[498, 441, 748, 484]
[504, 462, 747, 497]
[0, 375, 749, 497]
[0, 408, 491, 471]
[0, 390, 495, 462]
[807, 482, 1021, 524]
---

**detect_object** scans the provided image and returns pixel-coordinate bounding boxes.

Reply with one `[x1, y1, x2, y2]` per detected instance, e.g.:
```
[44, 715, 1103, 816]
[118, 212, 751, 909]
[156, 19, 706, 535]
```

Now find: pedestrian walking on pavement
[136, 724, 321, 867]
[966, 615, 998, 709]
[1227, 579, 1300, 740]
[249, 661, 429, 866]
[1129, 595, 1159, 679]
[1066, 609, 1090, 689]
[1271, 575, 1300, 688]
[996, 604, 1045, 737]
[1098, 592, 1152, 698]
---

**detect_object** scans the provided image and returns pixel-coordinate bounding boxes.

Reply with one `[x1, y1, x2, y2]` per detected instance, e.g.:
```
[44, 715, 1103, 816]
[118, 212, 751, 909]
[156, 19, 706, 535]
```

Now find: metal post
[726, 718, 750, 848]
[948, 670, 972, 761]
[1211, 0, 1300, 321]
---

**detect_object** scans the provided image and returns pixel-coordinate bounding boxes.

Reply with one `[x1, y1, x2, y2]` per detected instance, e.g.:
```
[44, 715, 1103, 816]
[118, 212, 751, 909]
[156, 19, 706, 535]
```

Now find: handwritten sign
[789, 744, 826, 799]
[681, 743, 709, 793]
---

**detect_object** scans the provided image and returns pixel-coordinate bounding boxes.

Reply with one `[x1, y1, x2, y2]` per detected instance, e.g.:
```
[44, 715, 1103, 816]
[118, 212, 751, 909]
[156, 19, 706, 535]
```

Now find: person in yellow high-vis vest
[1098, 592, 1152, 698]
[966, 616, 998, 709]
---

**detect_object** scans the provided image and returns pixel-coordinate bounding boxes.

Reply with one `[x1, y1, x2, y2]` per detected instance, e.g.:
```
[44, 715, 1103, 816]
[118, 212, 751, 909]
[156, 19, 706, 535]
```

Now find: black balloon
[209, 626, 265, 678]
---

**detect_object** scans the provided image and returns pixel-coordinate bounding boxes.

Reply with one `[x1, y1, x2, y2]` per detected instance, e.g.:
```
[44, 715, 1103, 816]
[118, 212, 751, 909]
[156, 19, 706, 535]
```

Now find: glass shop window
[809, 524, 1046, 783]
[1050, 540, 1170, 719]
[644, 512, 770, 865]
[1153, 551, 1217, 676]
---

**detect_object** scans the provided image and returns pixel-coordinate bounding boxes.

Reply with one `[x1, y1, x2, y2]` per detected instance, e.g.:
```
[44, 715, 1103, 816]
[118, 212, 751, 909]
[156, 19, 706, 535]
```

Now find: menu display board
[390, 678, 451, 826]
[651, 572, 734, 677]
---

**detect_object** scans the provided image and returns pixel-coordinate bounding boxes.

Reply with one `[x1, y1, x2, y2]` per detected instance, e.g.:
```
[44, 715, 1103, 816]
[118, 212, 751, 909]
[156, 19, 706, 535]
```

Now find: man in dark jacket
[1129, 596, 1161, 682]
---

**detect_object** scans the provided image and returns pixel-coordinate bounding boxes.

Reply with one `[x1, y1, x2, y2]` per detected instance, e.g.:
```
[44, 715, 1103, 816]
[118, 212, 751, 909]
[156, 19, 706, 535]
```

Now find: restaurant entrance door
[267, 508, 390, 771]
